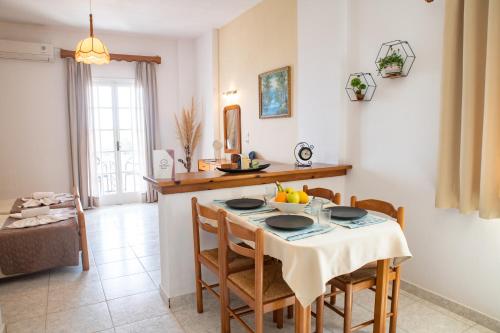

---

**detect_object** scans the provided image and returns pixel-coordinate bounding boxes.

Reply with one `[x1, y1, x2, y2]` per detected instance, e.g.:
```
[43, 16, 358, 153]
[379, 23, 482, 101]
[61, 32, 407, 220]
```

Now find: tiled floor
[0, 203, 496, 333]
[0, 203, 182, 333]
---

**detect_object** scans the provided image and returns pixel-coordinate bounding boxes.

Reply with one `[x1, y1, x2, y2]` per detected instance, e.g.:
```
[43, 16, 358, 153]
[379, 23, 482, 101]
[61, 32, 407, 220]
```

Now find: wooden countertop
[144, 162, 352, 195]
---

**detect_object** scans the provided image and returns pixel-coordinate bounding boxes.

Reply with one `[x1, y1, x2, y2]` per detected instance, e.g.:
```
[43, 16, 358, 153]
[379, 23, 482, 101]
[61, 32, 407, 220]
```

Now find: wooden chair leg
[329, 285, 337, 305]
[276, 308, 284, 329]
[315, 295, 324, 333]
[221, 283, 231, 333]
[389, 269, 401, 333]
[287, 305, 294, 319]
[194, 258, 203, 313]
[343, 284, 353, 333]
[273, 310, 277, 323]
[255, 306, 264, 333]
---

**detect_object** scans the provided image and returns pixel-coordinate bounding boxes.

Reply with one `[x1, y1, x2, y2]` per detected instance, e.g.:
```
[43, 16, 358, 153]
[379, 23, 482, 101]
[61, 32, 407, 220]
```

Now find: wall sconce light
[222, 89, 238, 97]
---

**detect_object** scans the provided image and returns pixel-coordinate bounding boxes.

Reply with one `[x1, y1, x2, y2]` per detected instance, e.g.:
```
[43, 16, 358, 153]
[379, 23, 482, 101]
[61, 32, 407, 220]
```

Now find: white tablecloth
[223, 209, 412, 306]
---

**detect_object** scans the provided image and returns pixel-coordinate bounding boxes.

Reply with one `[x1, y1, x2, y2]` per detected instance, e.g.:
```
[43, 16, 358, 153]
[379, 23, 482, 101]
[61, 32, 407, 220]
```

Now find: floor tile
[114, 314, 183, 333]
[0, 286, 48, 324]
[463, 324, 498, 333]
[48, 265, 100, 287]
[5, 314, 46, 333]
[93, 247, 136, 265]
[46, 302, 112, 333]
[138, 255, 161, 271]
[107, 290, 168, 326]
[0, 272, 48, 297]
[397, 300, 473, 333]
[98, 258, 145, 280]
[101, 272, 156, 300]
[148, 269, 161, 287]
[47, 279, 105, 313]
[131, 241, 160, 257]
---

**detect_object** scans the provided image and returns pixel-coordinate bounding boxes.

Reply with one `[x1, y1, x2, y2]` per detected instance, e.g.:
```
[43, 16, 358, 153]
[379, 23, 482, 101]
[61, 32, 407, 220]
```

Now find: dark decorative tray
[217, 163, 270, 173]
[226, 198, 264, 210]
[329, 206, 368, 220]
[265, 215, 314, 231]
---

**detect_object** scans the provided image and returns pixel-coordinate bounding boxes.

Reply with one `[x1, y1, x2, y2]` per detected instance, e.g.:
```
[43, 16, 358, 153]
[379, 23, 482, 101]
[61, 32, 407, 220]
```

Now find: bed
[0, 187, 89, 277]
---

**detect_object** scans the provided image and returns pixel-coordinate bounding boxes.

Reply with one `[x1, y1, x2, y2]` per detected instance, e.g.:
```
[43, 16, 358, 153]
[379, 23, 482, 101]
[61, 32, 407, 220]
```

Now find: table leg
[373, 259, 390, 333]
[294, 298, 311, 333]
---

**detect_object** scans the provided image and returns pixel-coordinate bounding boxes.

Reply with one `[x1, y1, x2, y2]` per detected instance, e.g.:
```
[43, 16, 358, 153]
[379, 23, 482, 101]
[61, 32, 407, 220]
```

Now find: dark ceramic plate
[226, 198, 265, 210]
[216, 163, 271, 173]
[265, 215, 314, 231]
[329, 206, 368, 220]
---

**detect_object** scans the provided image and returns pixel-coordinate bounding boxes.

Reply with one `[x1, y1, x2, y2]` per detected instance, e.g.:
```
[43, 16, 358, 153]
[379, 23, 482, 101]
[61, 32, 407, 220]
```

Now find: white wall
[296, 0, 348, 166]
[0, 22, 197, 198]
[296, 0, 500, 322]
[195, 30, 220, 160]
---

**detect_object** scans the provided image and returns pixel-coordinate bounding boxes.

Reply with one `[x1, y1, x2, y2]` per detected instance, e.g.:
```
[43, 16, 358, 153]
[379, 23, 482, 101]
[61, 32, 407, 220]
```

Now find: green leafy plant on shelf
[350, 77, 367, 101]
[377, 49, 404, 77]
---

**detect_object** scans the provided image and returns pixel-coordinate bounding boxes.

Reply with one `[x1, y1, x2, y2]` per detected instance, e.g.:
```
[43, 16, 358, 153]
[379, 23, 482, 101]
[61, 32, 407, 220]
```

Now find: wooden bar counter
[145, 162, 352, 195]
[143, 162, 352, 308]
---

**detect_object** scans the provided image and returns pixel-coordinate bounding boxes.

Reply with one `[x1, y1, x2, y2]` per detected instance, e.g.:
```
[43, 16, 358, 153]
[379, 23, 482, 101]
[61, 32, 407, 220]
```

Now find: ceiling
[0, 0, 261, 37]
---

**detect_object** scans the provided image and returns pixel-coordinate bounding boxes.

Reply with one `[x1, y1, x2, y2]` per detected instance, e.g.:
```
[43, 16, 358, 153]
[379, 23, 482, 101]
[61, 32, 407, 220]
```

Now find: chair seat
[201, 246, 255, 273]
[334, 266, 377, 284]
[228, 262, 294, 303]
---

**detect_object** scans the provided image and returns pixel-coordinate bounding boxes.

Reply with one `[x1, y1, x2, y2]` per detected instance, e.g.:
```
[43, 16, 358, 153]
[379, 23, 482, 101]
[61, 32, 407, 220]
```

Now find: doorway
[91, 79, 145, 205]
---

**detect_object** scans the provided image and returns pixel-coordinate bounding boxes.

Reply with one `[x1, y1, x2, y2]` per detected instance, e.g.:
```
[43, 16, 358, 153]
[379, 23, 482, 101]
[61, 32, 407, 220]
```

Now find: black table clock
[294, 142, 314, 167]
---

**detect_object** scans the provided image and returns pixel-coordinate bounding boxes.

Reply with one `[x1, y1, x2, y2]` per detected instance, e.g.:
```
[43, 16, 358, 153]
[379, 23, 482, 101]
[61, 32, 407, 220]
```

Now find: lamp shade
[75, 36, 110, 65]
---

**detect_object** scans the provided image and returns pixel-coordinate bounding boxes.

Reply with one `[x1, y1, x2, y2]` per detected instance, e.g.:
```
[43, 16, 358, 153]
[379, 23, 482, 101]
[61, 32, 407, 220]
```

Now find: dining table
[213, 200, 412, 333]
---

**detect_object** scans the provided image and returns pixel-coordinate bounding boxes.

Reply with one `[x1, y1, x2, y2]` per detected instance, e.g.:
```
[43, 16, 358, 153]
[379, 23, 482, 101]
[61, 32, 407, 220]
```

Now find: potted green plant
[377, 50, 404, 77]
[350, 77, 367, 101]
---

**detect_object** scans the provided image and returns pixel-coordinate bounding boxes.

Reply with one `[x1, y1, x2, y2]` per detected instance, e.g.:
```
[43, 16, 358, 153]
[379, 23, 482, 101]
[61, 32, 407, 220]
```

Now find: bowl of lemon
[269, 182, 310, 214]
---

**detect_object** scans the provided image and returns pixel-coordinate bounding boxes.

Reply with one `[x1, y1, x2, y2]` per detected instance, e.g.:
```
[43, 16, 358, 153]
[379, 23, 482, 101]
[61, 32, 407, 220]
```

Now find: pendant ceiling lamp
[75, 0, 110, 65]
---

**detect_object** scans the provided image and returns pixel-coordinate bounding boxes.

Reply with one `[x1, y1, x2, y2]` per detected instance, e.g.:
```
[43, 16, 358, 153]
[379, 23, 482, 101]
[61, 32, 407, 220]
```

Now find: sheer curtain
[436, 0, 500, 219]
[66, 58, 95, 209]
[136, 62, 160, 203]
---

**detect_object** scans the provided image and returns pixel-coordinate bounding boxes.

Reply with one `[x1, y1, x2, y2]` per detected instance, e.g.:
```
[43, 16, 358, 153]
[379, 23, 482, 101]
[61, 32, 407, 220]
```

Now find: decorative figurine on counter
[294, 142, 314, 167]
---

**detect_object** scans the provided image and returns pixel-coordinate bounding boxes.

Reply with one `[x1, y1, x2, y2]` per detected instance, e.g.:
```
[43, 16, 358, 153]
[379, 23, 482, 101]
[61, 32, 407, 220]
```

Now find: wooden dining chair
[218, 211, 296, 333]
[191, 197, 255, 313]
[303, 185, 341, 205]
[318, 196, 405, 333]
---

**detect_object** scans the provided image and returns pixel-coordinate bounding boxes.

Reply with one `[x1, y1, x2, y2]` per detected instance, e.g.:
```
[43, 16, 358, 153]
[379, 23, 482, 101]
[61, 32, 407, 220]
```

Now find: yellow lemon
[298, 191, 309, 204]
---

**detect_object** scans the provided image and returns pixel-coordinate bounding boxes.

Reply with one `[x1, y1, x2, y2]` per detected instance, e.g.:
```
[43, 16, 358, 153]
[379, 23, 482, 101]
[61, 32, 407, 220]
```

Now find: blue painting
[259, 66, 291, 119]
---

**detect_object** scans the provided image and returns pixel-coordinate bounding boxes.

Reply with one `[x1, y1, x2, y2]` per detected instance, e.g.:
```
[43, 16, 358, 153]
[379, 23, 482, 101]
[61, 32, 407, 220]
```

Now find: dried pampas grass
[175, 97, 202, 172]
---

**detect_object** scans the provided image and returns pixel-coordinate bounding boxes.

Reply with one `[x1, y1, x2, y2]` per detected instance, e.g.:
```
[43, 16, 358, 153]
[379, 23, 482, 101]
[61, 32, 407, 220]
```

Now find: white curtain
[136, 62, 160, 203]
[66, 58, 94, 209]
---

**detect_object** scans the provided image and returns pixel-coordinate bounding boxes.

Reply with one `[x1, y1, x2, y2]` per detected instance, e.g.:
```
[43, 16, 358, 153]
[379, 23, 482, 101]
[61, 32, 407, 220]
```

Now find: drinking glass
[264, 185, 276, 205]
[309, 198, 323, 223]
[319, 208, 331, 225]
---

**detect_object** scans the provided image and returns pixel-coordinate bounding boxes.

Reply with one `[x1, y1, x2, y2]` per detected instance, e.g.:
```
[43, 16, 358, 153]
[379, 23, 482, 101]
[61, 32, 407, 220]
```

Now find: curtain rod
[60, 49, 161, 64]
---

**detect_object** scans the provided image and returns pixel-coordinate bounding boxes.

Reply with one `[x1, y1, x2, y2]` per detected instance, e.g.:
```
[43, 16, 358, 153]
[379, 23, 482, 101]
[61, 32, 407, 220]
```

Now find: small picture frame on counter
[153, 149, 175, 179]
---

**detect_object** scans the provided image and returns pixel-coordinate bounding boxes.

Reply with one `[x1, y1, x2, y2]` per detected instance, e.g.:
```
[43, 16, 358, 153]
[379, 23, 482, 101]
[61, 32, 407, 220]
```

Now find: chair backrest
[191, 197, 220, 256]
[350, 196, 405, 229]
[303, 185, 341, 205]
[218, 213, 265, 303]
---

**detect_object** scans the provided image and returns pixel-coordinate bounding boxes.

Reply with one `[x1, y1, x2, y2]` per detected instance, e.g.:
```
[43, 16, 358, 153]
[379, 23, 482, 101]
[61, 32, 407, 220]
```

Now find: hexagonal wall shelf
[375, 40, 415, 78]
[345, 72, 377, 102]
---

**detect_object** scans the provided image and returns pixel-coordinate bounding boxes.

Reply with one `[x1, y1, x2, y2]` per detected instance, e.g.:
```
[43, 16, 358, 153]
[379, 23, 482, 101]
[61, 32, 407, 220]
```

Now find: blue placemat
[330, 214, 387, 229]
[213, 199, 277, 216]
[249, 216, 334, 241]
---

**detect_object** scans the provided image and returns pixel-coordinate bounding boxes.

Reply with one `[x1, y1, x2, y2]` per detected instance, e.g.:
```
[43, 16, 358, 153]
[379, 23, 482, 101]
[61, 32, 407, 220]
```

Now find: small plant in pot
[350, 77, 367, 101]
[377, 50, 404, 77]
